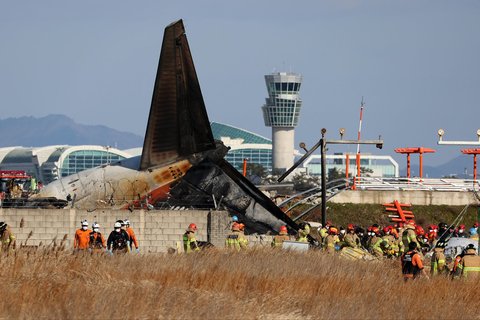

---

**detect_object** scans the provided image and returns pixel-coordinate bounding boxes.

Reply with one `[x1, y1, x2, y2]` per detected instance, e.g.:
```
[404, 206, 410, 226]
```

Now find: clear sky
[1, 1, 479, 166]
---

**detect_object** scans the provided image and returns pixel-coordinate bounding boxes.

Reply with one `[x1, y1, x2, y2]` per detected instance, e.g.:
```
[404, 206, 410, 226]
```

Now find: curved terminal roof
[211, 122, 271, 145]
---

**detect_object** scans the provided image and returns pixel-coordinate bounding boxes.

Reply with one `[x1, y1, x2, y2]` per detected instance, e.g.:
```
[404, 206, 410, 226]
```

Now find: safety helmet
[0, 222, 6, 231]
[438, 222, 448, 229]
[116, 220, 125, 227]
[474, 222, 479, 228]
[231, 222, 240, 231]
[415, 225, 425, 236]
[81, 220, 89, 227]
[188, 223, 197, 231]
[238, 223, 245, 231]
[459, 224, 466, 230]
[114, 222, 122, 228]
[92, 222, 100, 229]
[347, 223, 355, 231]
[371, 227, 380, 235]
[465, 244, 476, 251]
[124, 219, 130, 226]
[232, 215, 239, 222]
[383, 226, 391, 234]
[407, 220, 416, 227]
[469, 227, 477, 236]
[279, 225, 288, 234]
[329, 227, 338, 235]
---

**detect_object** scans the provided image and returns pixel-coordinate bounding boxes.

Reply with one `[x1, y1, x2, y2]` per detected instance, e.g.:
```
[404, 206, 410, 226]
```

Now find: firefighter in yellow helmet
[453, 244, 480, 280]
[272, 225, 291, 248]
[183, 223, 200, 253]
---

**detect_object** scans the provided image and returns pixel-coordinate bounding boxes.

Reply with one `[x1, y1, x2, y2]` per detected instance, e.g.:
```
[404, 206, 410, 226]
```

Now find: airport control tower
[262, 72, 303, 173]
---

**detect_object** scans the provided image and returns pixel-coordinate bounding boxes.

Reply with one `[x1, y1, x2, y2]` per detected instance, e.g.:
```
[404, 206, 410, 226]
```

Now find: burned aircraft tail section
[140, 19, 215, 171]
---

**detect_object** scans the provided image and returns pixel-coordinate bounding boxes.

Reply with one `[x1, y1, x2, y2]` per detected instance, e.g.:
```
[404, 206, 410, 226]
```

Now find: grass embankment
[291, 203, 480, 228]
[0, 249, 479, 319]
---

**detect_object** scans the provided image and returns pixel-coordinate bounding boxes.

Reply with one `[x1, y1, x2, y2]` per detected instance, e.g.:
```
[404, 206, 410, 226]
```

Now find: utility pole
[278, 128, 383, 226]
[437, 128, 480, 252]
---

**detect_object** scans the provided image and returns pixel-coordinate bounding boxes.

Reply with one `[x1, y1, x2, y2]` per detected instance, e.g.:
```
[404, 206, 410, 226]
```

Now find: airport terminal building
[0, 124, 399, 185]
[0, 146, 132, 184]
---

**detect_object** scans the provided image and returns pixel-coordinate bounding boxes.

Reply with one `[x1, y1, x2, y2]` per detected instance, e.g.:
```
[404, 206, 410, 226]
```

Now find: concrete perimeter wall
[331, 190, 479, 206]
[0, 209, 231, 253]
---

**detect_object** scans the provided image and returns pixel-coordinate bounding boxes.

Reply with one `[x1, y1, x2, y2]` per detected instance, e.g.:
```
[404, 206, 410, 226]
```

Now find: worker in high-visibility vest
[183, 223, 200, 253]
[431, 243, 447, 276]
[272, 225, 291, 248]
[453, 244, 480, 280]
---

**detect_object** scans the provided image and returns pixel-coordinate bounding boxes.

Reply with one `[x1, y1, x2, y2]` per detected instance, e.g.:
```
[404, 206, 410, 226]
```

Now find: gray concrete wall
[330, 190, 479, 206]
[0, 209, 231, 253]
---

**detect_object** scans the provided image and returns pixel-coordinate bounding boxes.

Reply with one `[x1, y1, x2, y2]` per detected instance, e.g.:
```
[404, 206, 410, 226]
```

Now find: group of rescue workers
[73, 219, 139, 254]
[3, 211, 480, 282]
[183, 215, 480, 281]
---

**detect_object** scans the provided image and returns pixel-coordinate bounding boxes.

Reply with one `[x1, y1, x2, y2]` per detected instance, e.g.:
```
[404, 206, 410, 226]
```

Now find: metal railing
[354, 177, 480, 192]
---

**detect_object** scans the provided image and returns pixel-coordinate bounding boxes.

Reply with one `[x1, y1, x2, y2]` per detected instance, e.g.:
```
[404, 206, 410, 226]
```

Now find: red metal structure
[394, 147, 436, 178]
[0, 170, 30, 180]
[383, 200, 414, 223]
[461, 148, 480, 180]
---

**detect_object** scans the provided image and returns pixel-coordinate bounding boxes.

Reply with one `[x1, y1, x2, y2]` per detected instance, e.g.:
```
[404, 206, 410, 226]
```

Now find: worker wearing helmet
[401, 242, 428, 281]
[469, 227, 479, 241]
[183, 223, 200, 253]
[430, 242, 446, 277]
[124, 219, 139, 253]
[89, 222, 106, 253]
[382, 226, 399, 257]
[107, 221, 130, 254]
[344, 224, 360, 249]
[370, 227, 385, 258]
[0, 222, 15, 252]
[296, 222, 311, 243]
[324, 227, 339, 254]
[225, 222, 247, 251]
[402, 220, 421, 254]
[453, 244, 480, 280]
[456, 224, 468, 238]
[272, 225, 291, 248]
[237, 223, 248, 249]
[74, 220, 90, 251]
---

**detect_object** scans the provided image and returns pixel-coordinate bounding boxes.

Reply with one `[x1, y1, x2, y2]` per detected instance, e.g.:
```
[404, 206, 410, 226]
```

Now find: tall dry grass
[0, 247, 477, 319]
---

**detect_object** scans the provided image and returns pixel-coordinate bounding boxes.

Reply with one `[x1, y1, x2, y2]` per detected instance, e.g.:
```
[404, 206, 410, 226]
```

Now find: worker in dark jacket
[401, 242, 429, 281]
[107, 222, 130, 254]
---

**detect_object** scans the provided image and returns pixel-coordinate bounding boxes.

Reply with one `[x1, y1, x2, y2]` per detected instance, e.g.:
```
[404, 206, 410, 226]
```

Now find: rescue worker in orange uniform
[272, 225, 291, 248]
[324, 227, 339, 254]
[124, 219, 139, 253]
[183, 223, 200, 253]
[453, 244, 480, 280]
[401, 242, 429, 281]
[89, 222, 106, 253]
[74, 220, 90, 251]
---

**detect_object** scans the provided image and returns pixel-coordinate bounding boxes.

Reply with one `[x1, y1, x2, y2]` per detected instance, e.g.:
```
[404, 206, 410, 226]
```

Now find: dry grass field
[0, 248, 478, 320]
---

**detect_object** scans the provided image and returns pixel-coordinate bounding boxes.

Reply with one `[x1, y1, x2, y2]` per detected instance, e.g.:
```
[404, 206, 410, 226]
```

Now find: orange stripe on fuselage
[122, 160, 192, 210]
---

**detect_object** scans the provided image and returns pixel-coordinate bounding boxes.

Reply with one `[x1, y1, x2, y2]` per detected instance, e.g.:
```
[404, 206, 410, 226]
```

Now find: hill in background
[0, 115, 143, 150]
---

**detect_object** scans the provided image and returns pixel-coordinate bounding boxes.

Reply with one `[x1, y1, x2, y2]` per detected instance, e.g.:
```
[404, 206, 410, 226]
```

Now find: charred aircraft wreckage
[28, 20, 307, 237]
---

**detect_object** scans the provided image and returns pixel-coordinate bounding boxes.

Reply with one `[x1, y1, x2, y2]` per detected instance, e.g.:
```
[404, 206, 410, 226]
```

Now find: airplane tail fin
[140, 19, 215, 170]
